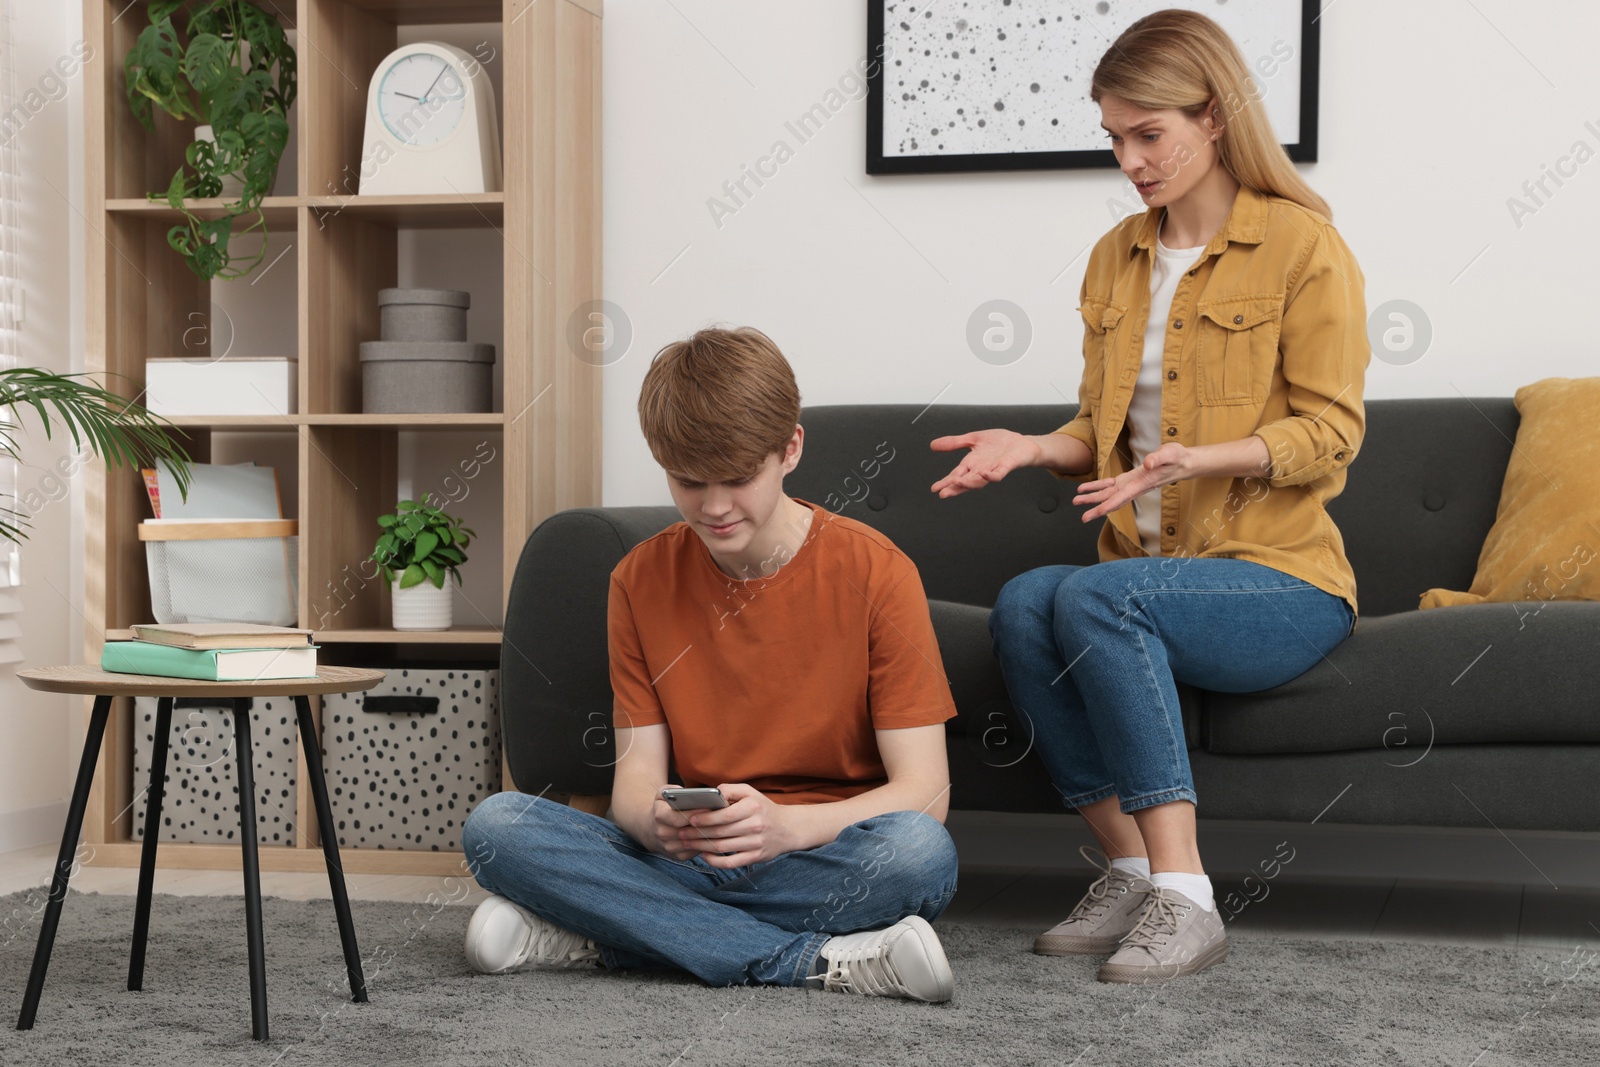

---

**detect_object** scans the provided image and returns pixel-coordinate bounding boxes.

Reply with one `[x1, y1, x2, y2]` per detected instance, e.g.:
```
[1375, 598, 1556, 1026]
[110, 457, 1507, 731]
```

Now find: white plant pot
[391, 576, 453, 631]
[194, 124, 247, 200]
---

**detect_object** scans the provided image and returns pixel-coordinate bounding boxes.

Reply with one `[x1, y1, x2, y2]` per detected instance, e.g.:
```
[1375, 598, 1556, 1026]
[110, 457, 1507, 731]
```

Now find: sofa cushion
[1324, 397, 1516, 617]
[927, 599, 1201, 754]
[1420, 377, 1600, 609]
[1203, 601, 1600, 754]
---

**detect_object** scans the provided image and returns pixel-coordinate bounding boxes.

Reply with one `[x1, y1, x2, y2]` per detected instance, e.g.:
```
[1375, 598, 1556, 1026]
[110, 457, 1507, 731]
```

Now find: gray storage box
[359, 341, 495, 413]
[131, 695, 299, 846]
[319, 666, 501, 851]
[377, 287, 470, 342]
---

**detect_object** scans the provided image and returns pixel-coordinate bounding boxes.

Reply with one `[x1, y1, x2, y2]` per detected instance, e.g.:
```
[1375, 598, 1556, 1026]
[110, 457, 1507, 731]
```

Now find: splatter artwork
[878, 0, 1304, 162]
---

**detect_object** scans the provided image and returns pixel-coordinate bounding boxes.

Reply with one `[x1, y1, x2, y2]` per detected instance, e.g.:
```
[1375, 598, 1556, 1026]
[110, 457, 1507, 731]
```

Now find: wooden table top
[16, 665, 387, 698]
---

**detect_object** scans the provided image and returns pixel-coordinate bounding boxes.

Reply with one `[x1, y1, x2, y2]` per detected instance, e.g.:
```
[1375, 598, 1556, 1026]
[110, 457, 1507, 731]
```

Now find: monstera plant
[124, 0, 297, 280]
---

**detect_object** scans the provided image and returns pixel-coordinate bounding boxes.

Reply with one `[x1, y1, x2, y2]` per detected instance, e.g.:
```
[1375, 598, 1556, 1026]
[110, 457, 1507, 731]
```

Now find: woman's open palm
[1073, 442, 1192, 521]
[930, 429, 1042, 498]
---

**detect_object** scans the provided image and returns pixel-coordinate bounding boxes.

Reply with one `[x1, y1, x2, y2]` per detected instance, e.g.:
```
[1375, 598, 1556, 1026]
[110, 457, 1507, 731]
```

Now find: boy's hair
[637, 326, 802, 481]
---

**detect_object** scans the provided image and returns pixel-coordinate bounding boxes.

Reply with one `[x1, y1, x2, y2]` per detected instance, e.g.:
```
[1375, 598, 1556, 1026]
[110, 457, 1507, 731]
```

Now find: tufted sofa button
[1423, 492, 1445, 512]
[1037, 495, 1058, 514]
[866, 492, 888, 512]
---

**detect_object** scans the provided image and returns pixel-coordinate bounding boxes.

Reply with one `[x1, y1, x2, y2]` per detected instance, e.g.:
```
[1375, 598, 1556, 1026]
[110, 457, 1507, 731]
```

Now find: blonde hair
[637, 326, 802, 481]
[1092, 8, 1330, 220]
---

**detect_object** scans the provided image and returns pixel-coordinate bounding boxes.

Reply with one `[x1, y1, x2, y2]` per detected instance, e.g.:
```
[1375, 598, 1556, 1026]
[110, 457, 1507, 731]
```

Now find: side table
[13, 665, 387, 1042]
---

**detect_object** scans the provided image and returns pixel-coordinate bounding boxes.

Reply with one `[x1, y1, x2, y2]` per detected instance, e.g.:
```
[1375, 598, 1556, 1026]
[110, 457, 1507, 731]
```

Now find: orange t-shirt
[608, 499, 956, 805]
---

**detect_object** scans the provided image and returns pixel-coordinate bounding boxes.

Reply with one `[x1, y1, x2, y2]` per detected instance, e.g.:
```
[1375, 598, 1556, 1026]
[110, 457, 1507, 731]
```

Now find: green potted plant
[0, 368, 193, 543]
[369, 500, 474, 631]
[124, 0, 297, 280]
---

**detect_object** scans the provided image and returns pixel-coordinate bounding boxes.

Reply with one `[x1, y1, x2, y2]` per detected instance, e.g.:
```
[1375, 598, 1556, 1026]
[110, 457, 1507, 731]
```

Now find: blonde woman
[932, 9, 1368, 983]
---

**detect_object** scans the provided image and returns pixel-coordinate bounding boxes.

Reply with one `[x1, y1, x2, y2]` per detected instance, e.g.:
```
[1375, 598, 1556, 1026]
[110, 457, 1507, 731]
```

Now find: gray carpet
[0, 889, 1595, 1066]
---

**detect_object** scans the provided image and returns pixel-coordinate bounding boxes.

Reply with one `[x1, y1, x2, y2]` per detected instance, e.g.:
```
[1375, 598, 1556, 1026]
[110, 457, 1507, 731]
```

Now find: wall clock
[360, 41, 502, 195]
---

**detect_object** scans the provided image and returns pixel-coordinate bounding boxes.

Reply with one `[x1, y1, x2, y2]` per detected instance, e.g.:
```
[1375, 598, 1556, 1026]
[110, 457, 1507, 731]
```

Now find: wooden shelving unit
[79, 0, 602, 875]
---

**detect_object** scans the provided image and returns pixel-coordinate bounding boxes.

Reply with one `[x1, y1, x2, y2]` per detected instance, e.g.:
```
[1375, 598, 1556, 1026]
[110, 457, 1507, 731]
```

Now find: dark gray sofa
[501, 400, 1600, 832]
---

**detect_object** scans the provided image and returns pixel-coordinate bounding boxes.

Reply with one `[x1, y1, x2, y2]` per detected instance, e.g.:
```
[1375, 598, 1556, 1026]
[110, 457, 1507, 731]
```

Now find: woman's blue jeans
[988, 557, 1354, 814]
[461, 793, 958, 987]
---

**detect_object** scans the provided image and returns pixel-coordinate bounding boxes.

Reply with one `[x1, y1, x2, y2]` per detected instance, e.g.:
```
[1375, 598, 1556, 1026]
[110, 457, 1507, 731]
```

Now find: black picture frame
[866, 0, 1321, 175]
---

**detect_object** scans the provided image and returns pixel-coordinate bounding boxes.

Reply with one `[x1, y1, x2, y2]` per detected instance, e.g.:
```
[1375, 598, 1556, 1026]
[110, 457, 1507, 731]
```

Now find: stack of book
[101, 623, 318, 681]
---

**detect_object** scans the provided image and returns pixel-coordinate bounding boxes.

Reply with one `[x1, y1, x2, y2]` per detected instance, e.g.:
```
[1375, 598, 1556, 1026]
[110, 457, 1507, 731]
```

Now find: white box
[145, 357, 298, 417]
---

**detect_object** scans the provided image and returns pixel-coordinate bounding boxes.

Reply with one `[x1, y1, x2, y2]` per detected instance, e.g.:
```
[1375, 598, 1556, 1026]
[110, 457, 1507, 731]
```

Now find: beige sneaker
[1096, 881, 1228, 984]
[1034, 845, 1152, 956]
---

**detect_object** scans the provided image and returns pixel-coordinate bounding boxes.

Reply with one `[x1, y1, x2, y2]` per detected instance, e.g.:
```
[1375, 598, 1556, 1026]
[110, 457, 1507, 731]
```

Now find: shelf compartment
[301, 426, 399, 634]
[98, 2, 300, 201]
[303, 206, 506, 417]
[303, 208, 395, 415]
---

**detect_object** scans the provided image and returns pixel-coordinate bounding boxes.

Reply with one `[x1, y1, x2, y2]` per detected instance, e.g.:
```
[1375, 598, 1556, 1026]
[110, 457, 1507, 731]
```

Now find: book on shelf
[101, 641, 318, 681]
[130, 622, 313, 650]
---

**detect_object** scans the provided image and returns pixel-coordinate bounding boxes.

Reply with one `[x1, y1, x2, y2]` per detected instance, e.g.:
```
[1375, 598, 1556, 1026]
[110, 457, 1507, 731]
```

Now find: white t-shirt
[1128, 214, 1206, 556]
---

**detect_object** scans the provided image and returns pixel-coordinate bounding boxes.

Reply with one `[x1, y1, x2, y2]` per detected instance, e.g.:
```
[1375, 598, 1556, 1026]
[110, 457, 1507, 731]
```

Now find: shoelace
[1062, 844, 1130, 925]
[1118, 880, 1191, 954]
[822, 935, 906, 996]
[521, 916, 596, 966]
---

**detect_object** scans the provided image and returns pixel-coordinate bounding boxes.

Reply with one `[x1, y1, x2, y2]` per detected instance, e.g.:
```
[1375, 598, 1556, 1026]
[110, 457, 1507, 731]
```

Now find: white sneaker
[464, 894, 601, 975]
[815, 916, 954, 1002]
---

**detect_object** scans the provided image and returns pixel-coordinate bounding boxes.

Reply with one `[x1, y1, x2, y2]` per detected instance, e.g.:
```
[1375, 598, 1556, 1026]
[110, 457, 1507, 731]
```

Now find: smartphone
[660, 786, 728, 811]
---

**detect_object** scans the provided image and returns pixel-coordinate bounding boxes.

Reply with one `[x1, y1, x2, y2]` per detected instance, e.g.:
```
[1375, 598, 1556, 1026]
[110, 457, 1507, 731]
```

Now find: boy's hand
[648, 784, 699, 860]
[678, 783, 799, 867]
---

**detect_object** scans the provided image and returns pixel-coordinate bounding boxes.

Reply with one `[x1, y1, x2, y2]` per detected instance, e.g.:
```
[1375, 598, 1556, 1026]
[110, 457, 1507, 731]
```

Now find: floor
[4, 835, 1597, 953]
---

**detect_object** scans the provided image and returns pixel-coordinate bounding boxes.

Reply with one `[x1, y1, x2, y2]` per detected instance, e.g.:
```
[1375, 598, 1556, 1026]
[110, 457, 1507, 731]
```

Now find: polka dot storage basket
[318, 665, 502, 851]
[131, 696, 299, 847]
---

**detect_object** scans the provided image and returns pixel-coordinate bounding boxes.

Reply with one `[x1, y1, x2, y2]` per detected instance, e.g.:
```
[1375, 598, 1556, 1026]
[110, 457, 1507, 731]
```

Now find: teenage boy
[461, 326, 960, 1001]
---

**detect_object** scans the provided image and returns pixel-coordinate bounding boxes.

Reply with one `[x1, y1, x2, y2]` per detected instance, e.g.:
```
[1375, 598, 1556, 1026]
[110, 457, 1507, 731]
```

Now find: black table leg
[17, 693, 113, 1031]
[233, 699, 269, 1042]
[128, 696, 172, 992]
[294, 696, 367, 1003]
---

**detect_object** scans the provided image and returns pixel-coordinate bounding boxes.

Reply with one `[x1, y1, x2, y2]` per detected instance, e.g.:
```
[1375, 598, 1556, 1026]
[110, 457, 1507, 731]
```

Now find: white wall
[599, 0, 1600, 507]
[0, 0, 85, 851]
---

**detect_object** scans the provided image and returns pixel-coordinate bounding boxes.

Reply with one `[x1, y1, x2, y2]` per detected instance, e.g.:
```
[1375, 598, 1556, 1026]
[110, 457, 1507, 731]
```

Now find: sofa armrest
[501, 506, 681, 797]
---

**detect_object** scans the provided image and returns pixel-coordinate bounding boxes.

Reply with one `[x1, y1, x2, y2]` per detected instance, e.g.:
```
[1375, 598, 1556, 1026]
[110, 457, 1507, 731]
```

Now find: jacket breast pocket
[1078, 298, 1129, 369]
[1195, 297, 1282, 406]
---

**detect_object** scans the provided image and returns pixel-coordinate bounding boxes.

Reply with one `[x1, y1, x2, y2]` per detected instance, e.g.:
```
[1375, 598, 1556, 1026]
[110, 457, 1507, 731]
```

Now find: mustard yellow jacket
[1054, 182, 1370, 617]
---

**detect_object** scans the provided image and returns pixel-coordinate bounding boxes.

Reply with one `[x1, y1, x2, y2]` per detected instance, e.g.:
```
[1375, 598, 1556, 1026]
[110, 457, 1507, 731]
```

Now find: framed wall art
[866, 0, 1320, 174]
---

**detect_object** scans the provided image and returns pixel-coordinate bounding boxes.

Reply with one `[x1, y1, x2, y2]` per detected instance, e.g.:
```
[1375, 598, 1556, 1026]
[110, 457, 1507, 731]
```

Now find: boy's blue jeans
[462, 793, 958, 987]
[988, 557, 1355, 813]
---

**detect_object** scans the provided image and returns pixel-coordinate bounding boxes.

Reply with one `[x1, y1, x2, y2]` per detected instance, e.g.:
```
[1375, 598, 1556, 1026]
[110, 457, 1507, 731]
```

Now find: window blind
[0, 0, 24, 665]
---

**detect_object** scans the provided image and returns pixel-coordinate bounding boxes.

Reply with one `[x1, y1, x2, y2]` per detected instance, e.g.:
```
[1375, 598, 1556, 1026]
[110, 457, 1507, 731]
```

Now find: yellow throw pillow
[1419, 377, 1600, 610]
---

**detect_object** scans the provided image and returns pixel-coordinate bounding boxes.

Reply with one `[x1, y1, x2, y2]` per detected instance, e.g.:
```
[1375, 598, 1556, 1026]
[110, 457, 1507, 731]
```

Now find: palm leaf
[0, 368, 193, 544]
